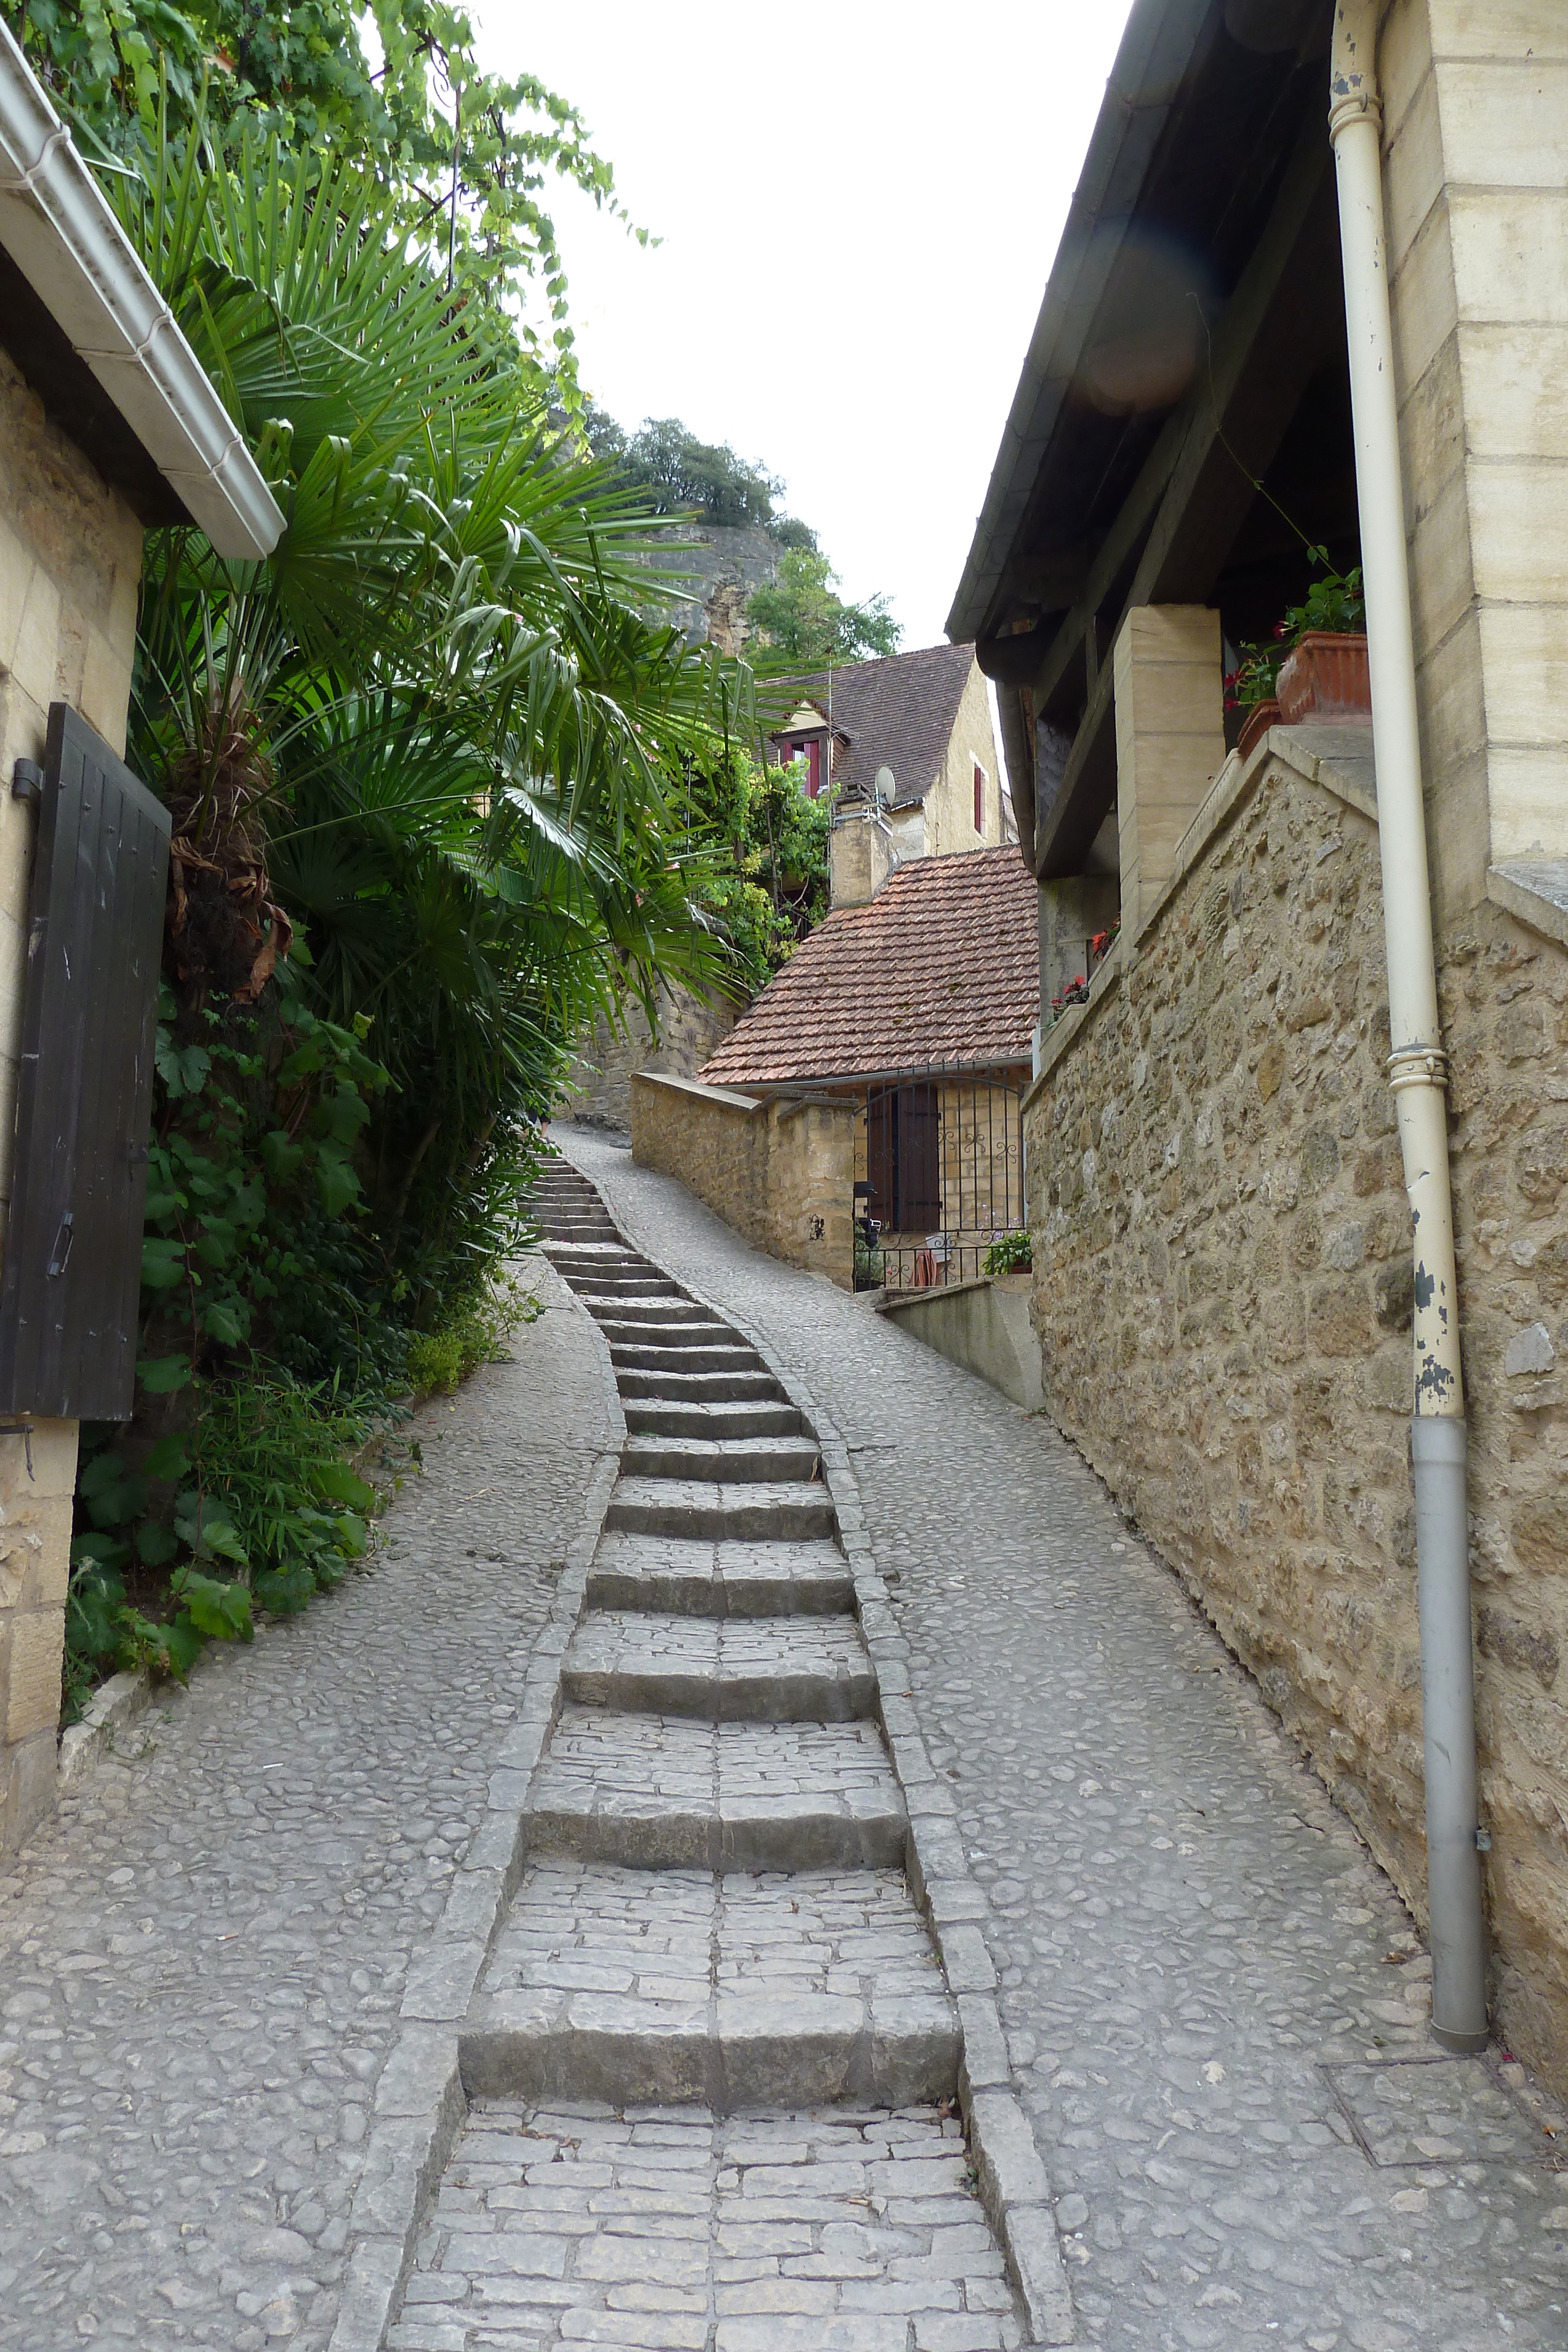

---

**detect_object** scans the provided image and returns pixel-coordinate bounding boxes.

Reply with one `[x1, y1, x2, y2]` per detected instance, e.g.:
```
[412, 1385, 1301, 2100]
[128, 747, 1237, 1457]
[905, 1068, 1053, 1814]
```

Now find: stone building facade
[0, 19, 280, 1848]
[0, 353, 148, 1846]
[950, 0, 1568, 2087]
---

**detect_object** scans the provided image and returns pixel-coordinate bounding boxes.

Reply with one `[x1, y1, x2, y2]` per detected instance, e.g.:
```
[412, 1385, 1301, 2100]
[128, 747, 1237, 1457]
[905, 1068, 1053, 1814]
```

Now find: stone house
[698, 844, 1037, 1284]
[0, 24, 282, 1849]
[949, 0, 1568, 2083]
[764, 641, 1009, 906]
[564, 642, 1008, 1130]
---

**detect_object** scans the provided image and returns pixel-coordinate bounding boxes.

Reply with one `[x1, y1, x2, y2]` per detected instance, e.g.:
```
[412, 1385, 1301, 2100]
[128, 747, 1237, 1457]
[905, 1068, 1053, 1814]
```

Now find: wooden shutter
[896, 1084, 942, 1228]
[0, 704, 170, 1420]
[865, 1090, 895, 1222]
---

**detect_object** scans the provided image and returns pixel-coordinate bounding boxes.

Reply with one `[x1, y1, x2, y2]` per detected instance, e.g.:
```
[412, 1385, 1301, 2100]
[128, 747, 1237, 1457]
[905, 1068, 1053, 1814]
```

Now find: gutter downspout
[1329, 1, 1486, 2052]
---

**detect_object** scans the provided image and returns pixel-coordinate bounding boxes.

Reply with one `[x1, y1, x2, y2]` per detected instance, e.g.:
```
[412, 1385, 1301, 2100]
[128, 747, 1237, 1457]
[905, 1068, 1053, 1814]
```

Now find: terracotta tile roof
[699, 846, 1038, 1087]
[760, 641, 977, 807]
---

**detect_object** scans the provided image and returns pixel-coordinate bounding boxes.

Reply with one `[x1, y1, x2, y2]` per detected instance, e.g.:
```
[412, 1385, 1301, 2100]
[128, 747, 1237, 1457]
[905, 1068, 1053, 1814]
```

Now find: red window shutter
[805, 740, 821, 798]
[974, 763, 984, 833]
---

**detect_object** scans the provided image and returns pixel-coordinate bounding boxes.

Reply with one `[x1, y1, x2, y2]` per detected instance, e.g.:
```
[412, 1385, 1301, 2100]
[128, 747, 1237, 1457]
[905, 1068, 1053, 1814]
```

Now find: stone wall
[563, 983, 739, 1131]
[1025, 725, 1568, 2092]
[0, 348, 145, 1849]
[630, 1073, 856, 1289]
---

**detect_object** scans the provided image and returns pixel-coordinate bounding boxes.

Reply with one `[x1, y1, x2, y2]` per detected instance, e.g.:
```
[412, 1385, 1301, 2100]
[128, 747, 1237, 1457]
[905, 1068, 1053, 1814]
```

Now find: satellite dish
[875, 766, 895, 804]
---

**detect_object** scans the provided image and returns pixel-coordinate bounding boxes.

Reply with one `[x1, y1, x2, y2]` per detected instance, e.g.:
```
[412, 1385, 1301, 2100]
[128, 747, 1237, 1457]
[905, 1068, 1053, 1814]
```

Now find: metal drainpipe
[1328, 0, 1486, 2050]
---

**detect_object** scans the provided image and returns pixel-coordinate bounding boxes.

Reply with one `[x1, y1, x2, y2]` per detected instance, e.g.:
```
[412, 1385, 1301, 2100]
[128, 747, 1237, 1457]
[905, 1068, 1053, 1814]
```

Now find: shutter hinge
[11, 760, 43, 809]
[0, 1424, 36, 1479]
[46, 1211, 74, 1278]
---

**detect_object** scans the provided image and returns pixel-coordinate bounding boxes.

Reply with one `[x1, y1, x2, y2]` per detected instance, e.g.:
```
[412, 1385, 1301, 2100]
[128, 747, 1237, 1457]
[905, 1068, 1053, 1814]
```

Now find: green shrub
[406, 1272, 541, 1398]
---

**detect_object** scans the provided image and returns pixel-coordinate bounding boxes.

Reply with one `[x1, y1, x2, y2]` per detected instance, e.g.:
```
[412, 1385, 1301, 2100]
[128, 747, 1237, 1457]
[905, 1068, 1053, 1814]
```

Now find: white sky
[477, 0, 1136, 652]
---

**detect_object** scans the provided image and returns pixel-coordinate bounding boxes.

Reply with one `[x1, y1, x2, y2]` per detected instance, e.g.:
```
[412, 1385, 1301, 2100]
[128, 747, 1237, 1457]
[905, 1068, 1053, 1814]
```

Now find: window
[973, 761, 985, 834]
[781, 737, 823, 797]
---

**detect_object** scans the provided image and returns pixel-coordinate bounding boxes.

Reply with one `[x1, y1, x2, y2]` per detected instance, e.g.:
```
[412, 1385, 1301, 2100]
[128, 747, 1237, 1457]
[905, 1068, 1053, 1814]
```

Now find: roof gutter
[0, 21, 283, 560]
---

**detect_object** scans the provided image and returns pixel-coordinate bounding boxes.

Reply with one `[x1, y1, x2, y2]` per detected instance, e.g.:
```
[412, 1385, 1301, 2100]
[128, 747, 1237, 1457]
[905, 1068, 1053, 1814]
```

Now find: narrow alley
[0, 1140, 1564, 2352]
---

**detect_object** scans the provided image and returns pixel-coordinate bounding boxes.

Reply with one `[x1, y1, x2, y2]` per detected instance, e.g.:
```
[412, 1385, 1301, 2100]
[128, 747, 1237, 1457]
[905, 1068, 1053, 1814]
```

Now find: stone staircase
[388, 1160, 1034, 2350]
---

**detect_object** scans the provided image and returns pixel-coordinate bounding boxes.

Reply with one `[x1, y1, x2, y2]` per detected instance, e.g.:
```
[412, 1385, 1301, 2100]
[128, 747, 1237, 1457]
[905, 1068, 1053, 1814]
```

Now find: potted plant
[1225, 642, 1283, 759]
[1274, 564, 1369, 724]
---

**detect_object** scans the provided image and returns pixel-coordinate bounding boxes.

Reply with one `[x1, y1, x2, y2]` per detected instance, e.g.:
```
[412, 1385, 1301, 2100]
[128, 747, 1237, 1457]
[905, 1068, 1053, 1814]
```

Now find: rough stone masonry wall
[0, 349, 145, 1850]
[1025, 743, 1568, 2094]
[630, 1072, 856, 1289]
[562, 982, 738, 1130]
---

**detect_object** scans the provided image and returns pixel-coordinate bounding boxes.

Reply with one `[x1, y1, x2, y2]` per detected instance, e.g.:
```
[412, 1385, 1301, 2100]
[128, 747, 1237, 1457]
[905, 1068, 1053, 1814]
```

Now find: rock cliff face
[1027, 733, 1568, 2097]
[640, 524, 781, 654]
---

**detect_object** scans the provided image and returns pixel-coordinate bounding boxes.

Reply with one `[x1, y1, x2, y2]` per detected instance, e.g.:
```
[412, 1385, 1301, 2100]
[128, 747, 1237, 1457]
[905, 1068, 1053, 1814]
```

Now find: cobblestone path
[561, 1127, 1568, 2352]
[389, 1160, 1032, 2351]
[0, 1259, 615, 2351]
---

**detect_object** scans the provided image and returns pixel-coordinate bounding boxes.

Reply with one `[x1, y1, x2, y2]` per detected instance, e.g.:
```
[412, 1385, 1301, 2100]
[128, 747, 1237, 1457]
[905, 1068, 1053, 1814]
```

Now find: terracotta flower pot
[1276, 631, 1371, 725]
[1237, 698, 1281, 759]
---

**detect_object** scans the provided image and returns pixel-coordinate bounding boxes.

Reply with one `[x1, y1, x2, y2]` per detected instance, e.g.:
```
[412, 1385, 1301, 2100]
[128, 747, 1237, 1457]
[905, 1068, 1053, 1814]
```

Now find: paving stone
[0, 1252, 613, 2351]
[397, 2103, 1024, 2348]
[563, 1611, 875, 1720]
[565, 1125, 1568, 2352]
[525, 1712, 908, 1872]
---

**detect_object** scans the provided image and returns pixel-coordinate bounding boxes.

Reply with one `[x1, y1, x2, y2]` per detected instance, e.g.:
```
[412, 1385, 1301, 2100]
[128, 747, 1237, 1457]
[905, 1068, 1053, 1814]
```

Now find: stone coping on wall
[631, 1069, 768, 1114]
[1488, 860, 1568, 954]
[1022, 721, 1379, 1117]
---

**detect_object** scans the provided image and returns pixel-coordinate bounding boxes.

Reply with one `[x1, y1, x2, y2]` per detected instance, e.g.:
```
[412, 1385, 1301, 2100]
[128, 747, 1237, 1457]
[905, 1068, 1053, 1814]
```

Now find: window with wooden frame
[973, 761, 985, 834]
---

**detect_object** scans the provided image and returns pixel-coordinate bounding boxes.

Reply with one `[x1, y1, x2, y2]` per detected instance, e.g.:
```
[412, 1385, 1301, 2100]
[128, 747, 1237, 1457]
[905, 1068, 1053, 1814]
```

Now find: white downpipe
[1329, 1, 1486, 2050]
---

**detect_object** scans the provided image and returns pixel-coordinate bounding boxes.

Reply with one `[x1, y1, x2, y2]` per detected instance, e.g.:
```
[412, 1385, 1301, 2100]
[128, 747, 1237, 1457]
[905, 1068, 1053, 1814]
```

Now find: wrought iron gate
[857, 1063, 1025, 1291]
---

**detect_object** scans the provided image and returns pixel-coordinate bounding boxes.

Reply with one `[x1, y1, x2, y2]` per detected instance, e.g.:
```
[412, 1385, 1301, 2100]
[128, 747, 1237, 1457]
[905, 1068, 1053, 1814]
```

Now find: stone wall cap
[878, 1275, 995, 1315]
[630, 1069, 765, 1114]
[1488, 860, 1568, 953]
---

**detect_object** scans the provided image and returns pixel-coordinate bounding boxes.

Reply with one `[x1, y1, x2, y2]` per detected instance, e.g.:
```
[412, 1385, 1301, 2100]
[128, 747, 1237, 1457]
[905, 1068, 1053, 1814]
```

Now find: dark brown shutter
[0, 704, 170, 1420]
[896, 1084, 942, 1228]
[865, 1090, 894, 1222]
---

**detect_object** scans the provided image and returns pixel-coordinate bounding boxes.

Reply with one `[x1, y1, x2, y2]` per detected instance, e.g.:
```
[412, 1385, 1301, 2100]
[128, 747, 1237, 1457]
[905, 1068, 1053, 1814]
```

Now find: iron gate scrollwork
[856, 1062, 1025, 1291]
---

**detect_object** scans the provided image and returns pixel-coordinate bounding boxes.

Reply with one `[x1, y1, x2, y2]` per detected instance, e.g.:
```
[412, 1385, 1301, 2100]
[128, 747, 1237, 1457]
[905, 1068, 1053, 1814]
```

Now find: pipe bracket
[1386, 1044, 1449, 1094]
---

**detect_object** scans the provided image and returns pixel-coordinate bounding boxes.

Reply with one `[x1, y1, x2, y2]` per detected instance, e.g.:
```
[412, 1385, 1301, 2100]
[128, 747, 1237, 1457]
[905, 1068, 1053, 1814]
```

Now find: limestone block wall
[1025, 731, 1568, 2093]
[630, 1072, 856, 1289]
[0, 349, 145, 1849]
[563, 982, 739, 1131]
[923, 657, 1002, 857]
[1382, 0, 1568, 909]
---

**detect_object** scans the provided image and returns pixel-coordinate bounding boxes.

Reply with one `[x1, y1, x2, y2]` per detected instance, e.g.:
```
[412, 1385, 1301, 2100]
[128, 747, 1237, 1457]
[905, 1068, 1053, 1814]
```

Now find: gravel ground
[562, 1124, 1568, 2352]
[0, 1254, 613, 2351]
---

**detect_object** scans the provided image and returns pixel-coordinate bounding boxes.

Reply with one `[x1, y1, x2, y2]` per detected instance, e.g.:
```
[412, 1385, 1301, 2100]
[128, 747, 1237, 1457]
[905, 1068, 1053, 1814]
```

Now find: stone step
[587, 1532, 856, 1618]
[614, 1366, 784, 1405]
[623, 1397, 805, 1440]
[609, 1340, 763, 1375]
[402, 2103, 1027, 2345]
[605, 1477, 835, 1542]
[579, 1296, 713, 1327]
[594, 1314, 732, 1347]
[526, 1710, 907, 1871]
[462, 1859, 957, 2107]
[563, 1274, 684, 1299]
[621, 1434, 821, 1484]
[563, 1611, 875, 1721]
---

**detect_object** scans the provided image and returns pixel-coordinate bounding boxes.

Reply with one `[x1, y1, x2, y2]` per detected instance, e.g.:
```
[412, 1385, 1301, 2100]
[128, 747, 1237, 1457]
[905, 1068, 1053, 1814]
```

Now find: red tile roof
[760, 642, 977, 808]
[699, 846, 1038, 1087]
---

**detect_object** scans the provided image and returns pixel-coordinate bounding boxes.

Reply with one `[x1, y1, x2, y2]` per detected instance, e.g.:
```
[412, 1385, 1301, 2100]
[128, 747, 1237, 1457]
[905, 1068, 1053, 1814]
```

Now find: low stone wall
[1025, 724, 1568, 2092]
[630, 1073, 856, 1289]
[562, 983, 738, 1131]
[880, 1275, 1044, 1411]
